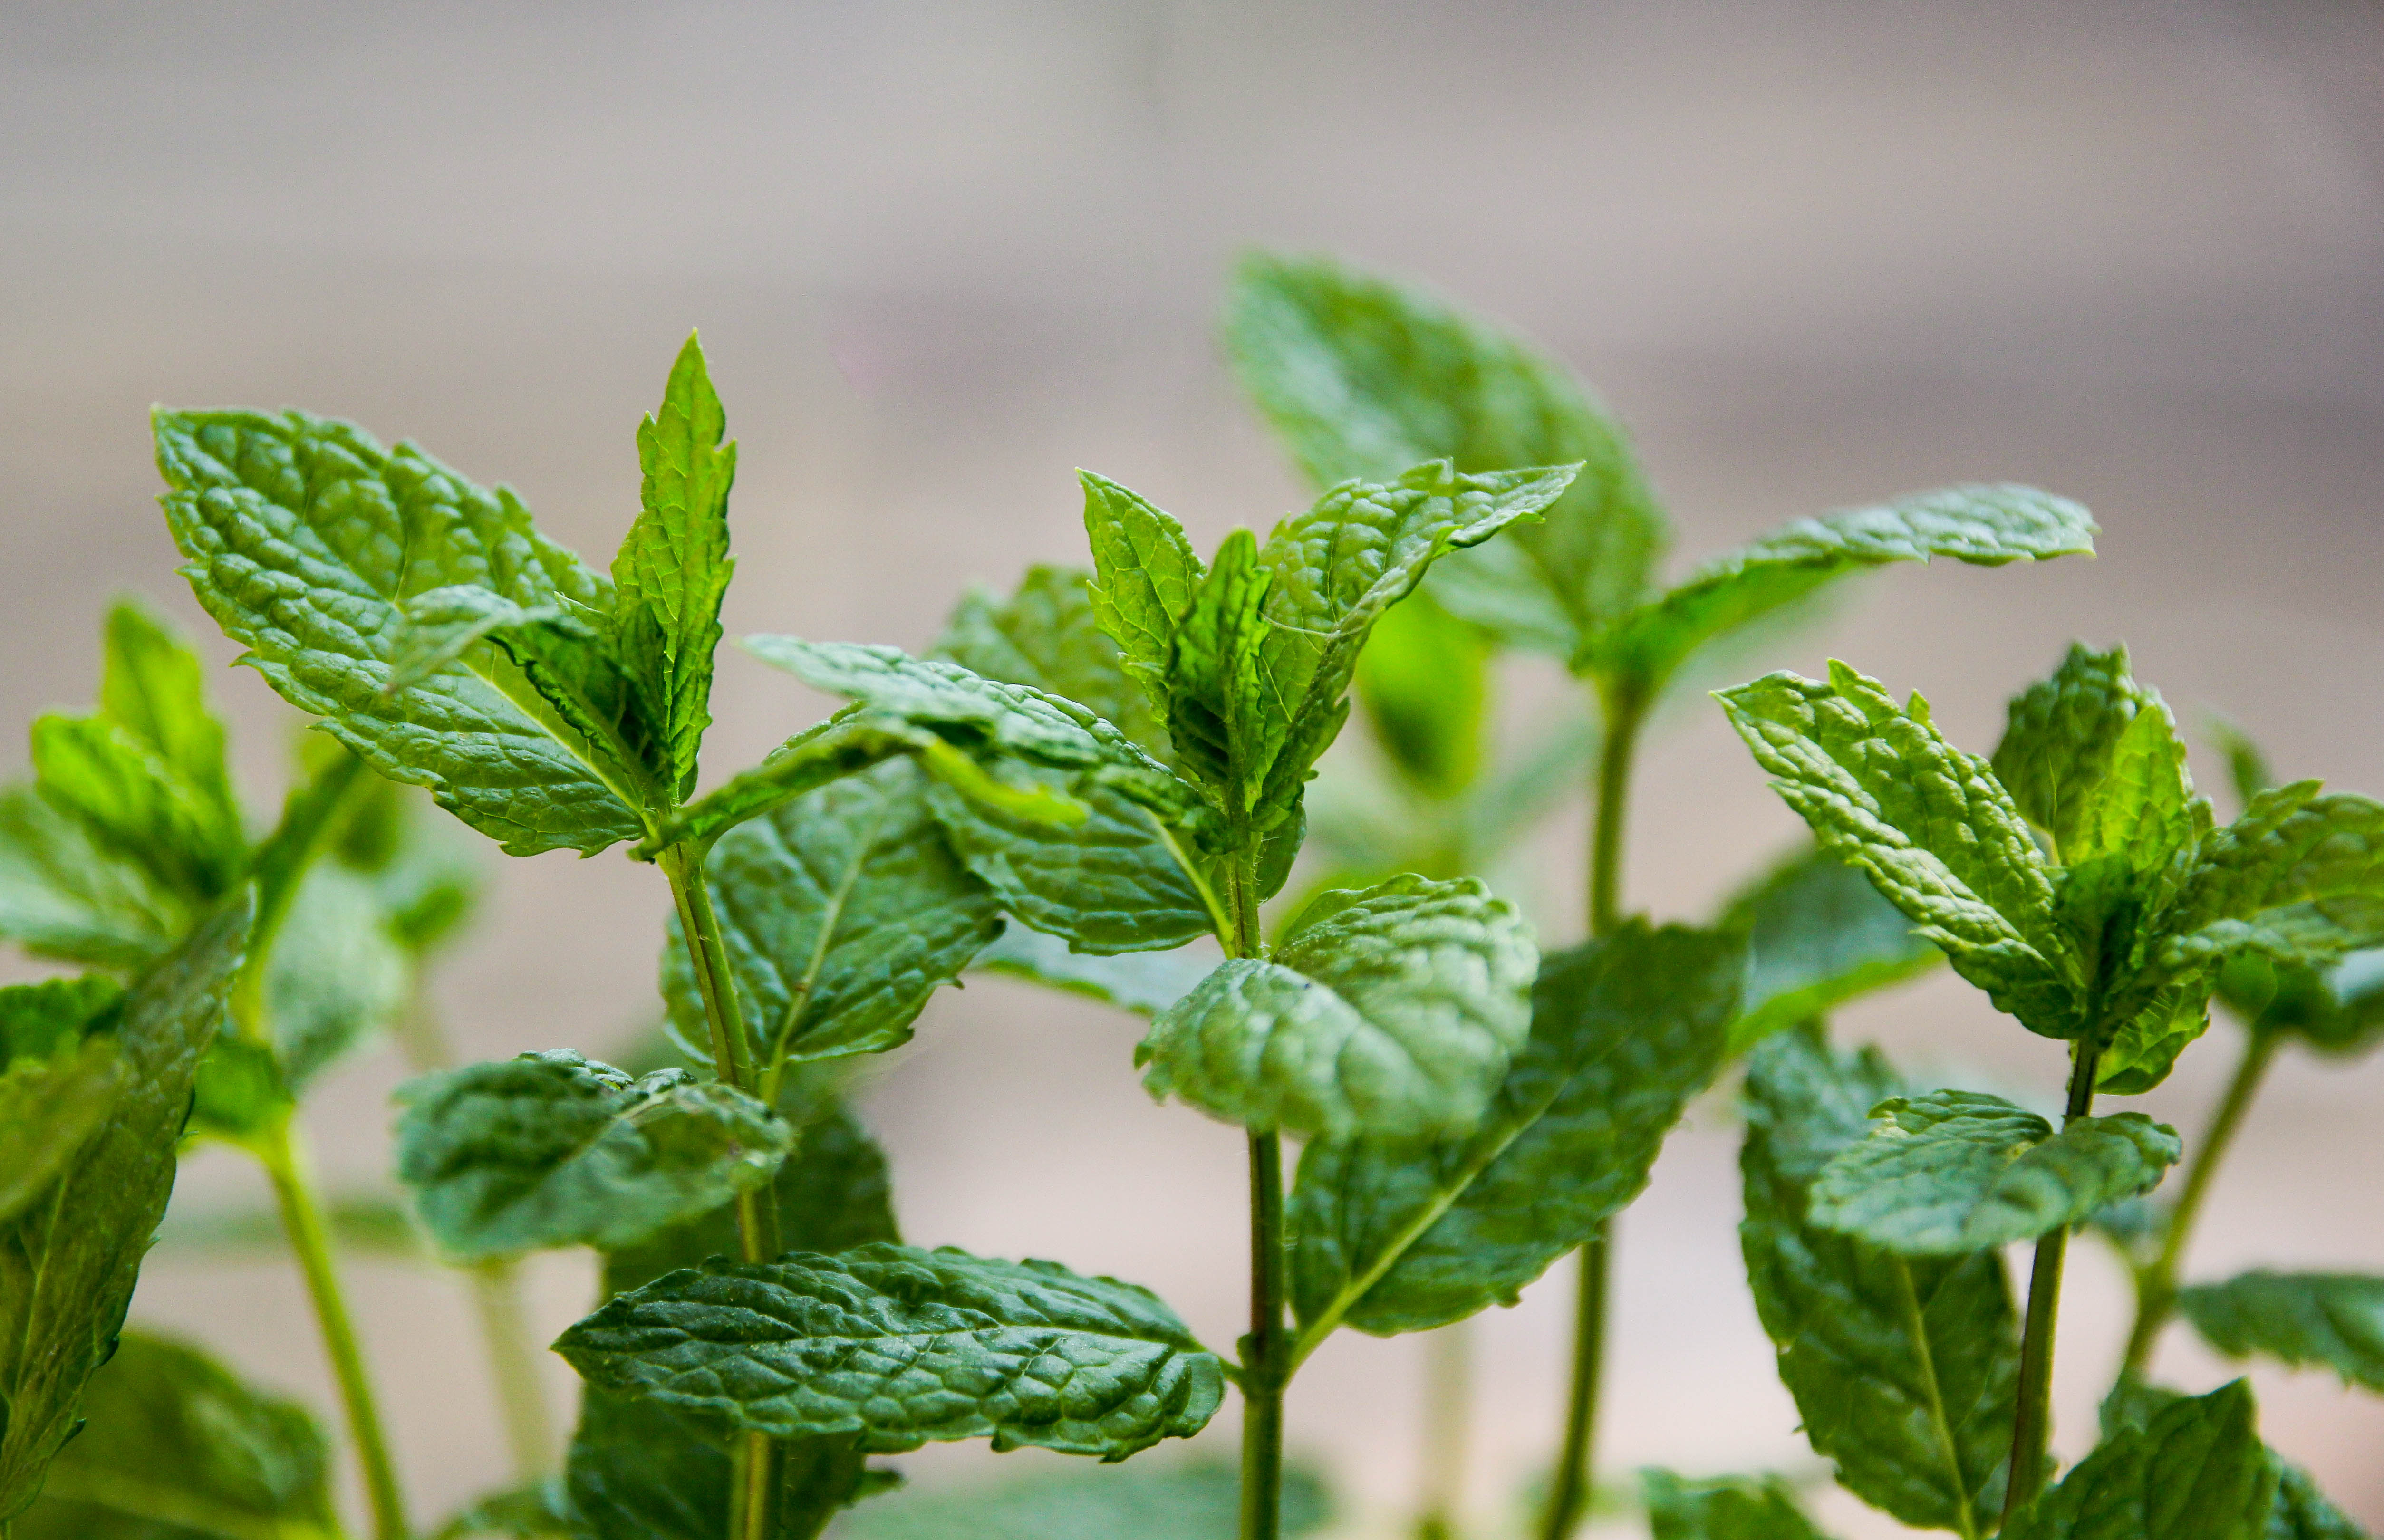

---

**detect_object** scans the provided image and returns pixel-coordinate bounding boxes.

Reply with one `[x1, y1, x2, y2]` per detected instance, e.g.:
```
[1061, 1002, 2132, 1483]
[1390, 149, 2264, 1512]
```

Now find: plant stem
[659, 840, 782, 1540]
[259, 1121, 409, 1540]
[2001, 1040, 2103, 1526]
[1414, 1322, 1472, 1540]
[2119, 1029, 2279, 1378]
[1535, 680, 1645, 1540]
[1242, 1128, 1289, 1540]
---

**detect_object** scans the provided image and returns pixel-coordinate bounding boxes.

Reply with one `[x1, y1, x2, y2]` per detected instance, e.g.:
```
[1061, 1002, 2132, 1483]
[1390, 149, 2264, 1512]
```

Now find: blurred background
[4, 0, 2381, 1533]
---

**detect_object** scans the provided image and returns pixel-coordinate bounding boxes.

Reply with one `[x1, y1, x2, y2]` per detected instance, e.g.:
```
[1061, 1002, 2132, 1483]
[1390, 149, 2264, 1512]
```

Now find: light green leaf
[93, 599, 248, 873]
[2160, 783, 2384, 976]
[837, 1458, 1333, 1540]
[153, 408, 647, 855]
[614, 333, 737, 802]
[1080, 472, 1206, 722]
[1291, 924, 1739, 1338]
[1994, 644, 2199, 867]
[1739, 1029, 2021, 1533]
[970, 926, 1216, 1019]
[393, 1049, 792, 1261]
[1641, 1470, 1836, 1540]
[0, 980, 124, 1226]
[2178, 1272, 2384, 1392]
[661, 760, 1000, 1068]
[10, 1331, 337, 1540]
[1807, 1090, 2179, 1255]
[638, 709, 942, 858]
[1720, 845, 1942, 1056]
[936, 565, 1166, 755]
[1157, 526, 1271, 811]
[2207, 716, 2276, 818]
[265, 861, 408, 1091]
[0, 784, 189, 971]
[2007, 1380, 2275, 1540]
[1718, 662, 2081, 1039]
[1225, 250, 1667, 655]
[556, 1242, 1224, 1459]
[1608, 487, 2095, 693]
[1138, 875, 1535, 1139]
[0, 897, 251, 1522]
[29, 712, 243, 907]
[1352, 587, 1491, 799]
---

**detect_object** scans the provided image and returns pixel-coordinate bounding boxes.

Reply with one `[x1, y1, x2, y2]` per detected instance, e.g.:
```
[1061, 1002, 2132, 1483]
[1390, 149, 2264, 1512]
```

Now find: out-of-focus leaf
[1719, 845, 1940, 1055]
[835, 1458, 1333, 1540]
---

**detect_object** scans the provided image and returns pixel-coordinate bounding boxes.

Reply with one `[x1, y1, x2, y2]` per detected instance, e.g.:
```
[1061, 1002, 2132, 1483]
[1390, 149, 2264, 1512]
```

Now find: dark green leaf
[431, 1481, 578, 1539]
[1292, 924, 1739, 1338]
[837, 1458, 1333, 1540]
[1225, 250, 1667, 656]
[2178, 1272, 2384, 1392]
[1718, 662, 2081, 1039]
[556, 1242, 1224, 1459]
[0, 898, 251, 1521]
[1720, 845, 1941, 1056]
[1138, 875, 1536, 1139]
[1641, 1470, 1835, 1540]
[394, 1049, 791, 1261]
[2007, 1380, 2276, 1540]
[11, 1331, 336, 1540]
[1739, 1029, 2021, 1533]
[152, 408, 647, 855]
[614, 333, 737, 803]
[0, 979, 125, 1225]
[1807, 1091, 2179, 1254]
[970, 926, 1216, 1019]
[662, 760, 1001, 1069]
[2101, 1379, 2368, 1540]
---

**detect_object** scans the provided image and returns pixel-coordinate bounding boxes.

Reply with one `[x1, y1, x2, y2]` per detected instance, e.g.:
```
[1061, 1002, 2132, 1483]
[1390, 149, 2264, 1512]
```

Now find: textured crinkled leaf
[971, 926, 1217, 1019]
[394, 1049, 791, 1261]
[1225, 250, 1666, 653]
[0, 898, 250, 1522]
[1807, 1090, 2179, 1255]
[2007, 1380, 2275, 1540]
[639, 709, 938, 857]
[1718, 662, 2080, 1037]
[2097, 976, 2218, 1095]
[1608, 487, 2095, 691]
[0, 785, 189, 970]
[2158, 784, 2384, 976]
[1739, 1030, 2020, 1533]
[1994, 644, 2198, 868]
[1249, 460, 1576, 818]
[152, 407, 645, 855]
[10, 1330, 336, 1540]
[1139, 875, 1535, 1138]
[1721, 846, 1941, 1056]
[556, 1242, 1223, 1459]
[1292, 924, 1737, 1338]
[838, 1458, 1332, 1540]
[1158, 526, 1272, 810]
[614, 334, 737, 801]
[1641, 1470, 1836, 1540]
[2100, 1380, 2366, 1540]
[1080, 472, 1205, 723]
[2178, 1272, 2384, 1392]
[935, 565, 1166, 757]
[663, 760, 1000, 1067]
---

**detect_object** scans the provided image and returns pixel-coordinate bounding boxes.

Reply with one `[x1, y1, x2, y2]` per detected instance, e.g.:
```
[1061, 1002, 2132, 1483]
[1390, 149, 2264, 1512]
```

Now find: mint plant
[0, 261, 2375, 1540]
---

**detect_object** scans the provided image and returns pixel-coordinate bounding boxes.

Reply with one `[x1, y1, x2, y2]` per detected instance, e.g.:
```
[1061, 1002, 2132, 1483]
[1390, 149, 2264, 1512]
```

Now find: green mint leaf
[1806, 1090, 2180, 1255]
[660, 760, 1000, 1069]
[0, 897, 250, 1522]
[556, 1242, 1224, 1459]
[2101, 1380, 2366, 1540]
[9, 1330, 336, 1540]
[29, 711, 245, 908]
[0, 979, 124, 1225]
[971, 927, 1216, 1018]
[90, 599, 248, 880]
[1720, 845, 1942, 1056]
[1718, 662, 2081, 1039]
[1249, 460, 1577, 823]
[2207, 716, 2276, 817]
[929, 568, 1215, 953]
[1352, 588, 1492, 799]
[264, 862, 409, 1092]
[394, 1049, 791, 1261]
[1225, 251, 1667, 655]
[637, 709, 939, 857]
[1641, 1470, 1836, 1540]
[2098, 977, 2217, 1096]
[614, 333, 737, 802]
[2177, 1272, 2384, 1392]
[1607, 487, 2094, 694]
[1739, 1029, 2021, 1532]
[0, 784, 189, 970]
[1080, 472, 1206, 723]
[152, 408, 647, 855]
[2006, 1380, 2276, 1540]
[2226, 950, 2384, 1057]
[1160, 525, 1272, 811]
[2160, 783, 2384, 976]
[837, 1458, 1332, 1540]
[1993, 644, 2200, 869]
[430, 1481, 578, 1539]
[1138, 875, 1535, 1138]
[1291, 923, 1738, 1338]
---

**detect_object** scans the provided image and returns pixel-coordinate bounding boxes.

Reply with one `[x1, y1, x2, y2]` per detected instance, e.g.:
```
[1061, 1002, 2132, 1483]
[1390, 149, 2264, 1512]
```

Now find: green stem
[2002, 1040, 2103, 1525]
[260, 1121, 409, 1540]
[1414, 1323, 1472, 1540]
[1586, 685, 1645, 938]
[1242, 1128, 1288, 1540]
[659, 840, 782, 1540]
[2119, 1029, 2279, 1378]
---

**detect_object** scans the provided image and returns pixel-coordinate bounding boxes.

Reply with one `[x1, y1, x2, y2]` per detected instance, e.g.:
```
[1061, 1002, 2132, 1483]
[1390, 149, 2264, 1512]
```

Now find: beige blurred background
[5, 0, 2383, 1533]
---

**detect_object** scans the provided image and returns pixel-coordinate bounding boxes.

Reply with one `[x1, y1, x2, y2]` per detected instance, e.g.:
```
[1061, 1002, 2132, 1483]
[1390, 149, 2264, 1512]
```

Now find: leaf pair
[1720, 648, 2384, 1089]
[1226, 253, 2095, 693]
